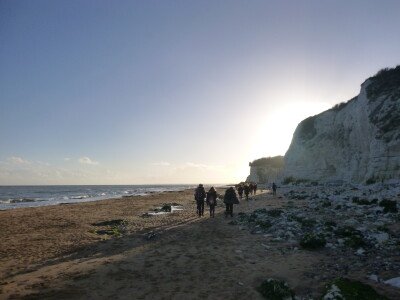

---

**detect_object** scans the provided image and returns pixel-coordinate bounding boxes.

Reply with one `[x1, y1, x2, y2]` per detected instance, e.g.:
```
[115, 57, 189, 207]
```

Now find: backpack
[195, 188, 205, 201]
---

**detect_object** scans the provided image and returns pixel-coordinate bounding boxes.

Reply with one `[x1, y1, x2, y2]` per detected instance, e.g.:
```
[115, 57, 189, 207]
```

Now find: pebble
[368, 274, 379, 282]
[355, 248, 365, 255]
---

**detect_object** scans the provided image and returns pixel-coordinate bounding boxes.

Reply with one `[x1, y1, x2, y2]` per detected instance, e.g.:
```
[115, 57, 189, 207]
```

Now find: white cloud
[7, 156, 30, 164]
[151, 161, 171, 166]
[64, 157, 71, 161]
[182, 162, 223, 171]
[78, 157, 99, 165]
[0, 156, 137, 185]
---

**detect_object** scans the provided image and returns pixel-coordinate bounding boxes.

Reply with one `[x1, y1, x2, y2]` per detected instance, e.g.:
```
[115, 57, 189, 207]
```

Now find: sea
[0, 185, 195, 210]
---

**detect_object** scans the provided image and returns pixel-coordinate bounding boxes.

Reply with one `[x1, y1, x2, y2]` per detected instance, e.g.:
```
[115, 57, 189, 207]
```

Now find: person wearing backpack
[223, 187, 239, 217]
[206, 186, 217, 218]
[244, 184, 250, 200]
[194, 184, 206, 217]
[237, 184, 244, 199]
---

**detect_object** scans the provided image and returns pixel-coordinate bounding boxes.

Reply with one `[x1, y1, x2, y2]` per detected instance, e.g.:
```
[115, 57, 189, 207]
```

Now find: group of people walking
[194, 184, 239, 218]
[236, 182, 257, 200]
[194, 182, 278, 218]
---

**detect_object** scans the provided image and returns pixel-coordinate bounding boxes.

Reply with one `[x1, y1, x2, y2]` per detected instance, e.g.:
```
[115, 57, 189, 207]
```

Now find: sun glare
[249, 101, 331, 160]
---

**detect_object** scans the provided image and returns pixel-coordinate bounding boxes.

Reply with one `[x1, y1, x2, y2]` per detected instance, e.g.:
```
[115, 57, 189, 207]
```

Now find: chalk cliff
[246, 156, 284, 183]
[283, 66, 400, 183]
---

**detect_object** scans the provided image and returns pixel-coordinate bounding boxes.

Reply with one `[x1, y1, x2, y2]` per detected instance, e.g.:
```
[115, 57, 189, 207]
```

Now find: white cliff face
[247, 156, 284, 183]
[247, 165, 283, 183]
[284, 67, 400, 183]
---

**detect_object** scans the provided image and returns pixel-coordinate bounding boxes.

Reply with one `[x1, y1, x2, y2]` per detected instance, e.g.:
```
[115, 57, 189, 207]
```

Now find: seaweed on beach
[91, 219, 127, 237]
[352, 197, 377, 205]
[324, 220, 337, 231]
[160, 204, 172, 212]
[334, 226, 366, 249]
[379, 199, 398, 213]
[299, 233, 326, 250]
[323, 278, 389, 300]
[92, 219, 125, 227]
[95, 226, 124, 237]
[257, 278, 295, 300]
[289, 215, 316, 229]
[267, 209, 283, 217]
[255, 219, 272, 229]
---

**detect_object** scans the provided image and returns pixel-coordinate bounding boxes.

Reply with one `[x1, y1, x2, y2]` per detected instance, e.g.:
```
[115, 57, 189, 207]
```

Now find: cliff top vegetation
[250, 156, 284, 168]
[367, 65, 400, 101]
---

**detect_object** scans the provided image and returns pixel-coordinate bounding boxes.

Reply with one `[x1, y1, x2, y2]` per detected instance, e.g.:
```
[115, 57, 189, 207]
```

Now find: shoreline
[1, 186, 399, 299]
[0, 185, 203, 211]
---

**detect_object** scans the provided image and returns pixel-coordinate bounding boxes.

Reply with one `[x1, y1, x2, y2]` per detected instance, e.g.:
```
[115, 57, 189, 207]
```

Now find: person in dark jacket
[249, 183, 254, 195]
[272, 182, 277, 196]
[253, 183, 258, 195]
[194, 184, 206, 217]
[223, 187, 239, 217]
[244, 184, 250, 200]
[237, 185, 244, 199]
[206, 186, 217, 218]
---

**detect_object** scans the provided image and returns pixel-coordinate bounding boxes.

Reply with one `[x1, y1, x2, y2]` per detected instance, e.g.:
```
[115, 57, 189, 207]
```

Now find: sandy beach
[0, 187, 399, 299]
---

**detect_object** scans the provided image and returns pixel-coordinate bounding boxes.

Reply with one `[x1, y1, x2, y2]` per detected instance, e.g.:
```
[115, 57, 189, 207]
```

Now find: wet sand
[0, 188, 398, 299]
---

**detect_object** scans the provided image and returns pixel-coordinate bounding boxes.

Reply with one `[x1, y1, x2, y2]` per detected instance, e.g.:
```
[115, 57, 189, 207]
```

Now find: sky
[1, 0, 400, 185]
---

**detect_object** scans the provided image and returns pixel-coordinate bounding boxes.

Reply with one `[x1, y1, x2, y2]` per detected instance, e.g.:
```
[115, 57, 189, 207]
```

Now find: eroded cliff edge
[283, 66, 400, 183]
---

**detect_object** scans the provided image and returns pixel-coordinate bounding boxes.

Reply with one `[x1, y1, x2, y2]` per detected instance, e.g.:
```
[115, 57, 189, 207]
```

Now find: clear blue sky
[1, 0, 400, 184]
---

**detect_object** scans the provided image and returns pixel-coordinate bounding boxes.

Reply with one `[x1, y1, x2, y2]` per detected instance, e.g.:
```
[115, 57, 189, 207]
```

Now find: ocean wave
[9, 198, 37, 203]
[70, 195, 89, 200]
[0, 185, 194, 210]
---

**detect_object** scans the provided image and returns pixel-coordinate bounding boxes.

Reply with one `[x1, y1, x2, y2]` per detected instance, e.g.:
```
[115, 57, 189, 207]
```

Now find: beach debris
[143, 203, 184, 216]
[237, 281, 244, 286]
[322, 278, 388, 299]
[257, 278, 295, 300]
[161, 204, 172, 212]
[91, 219, 126, 237]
